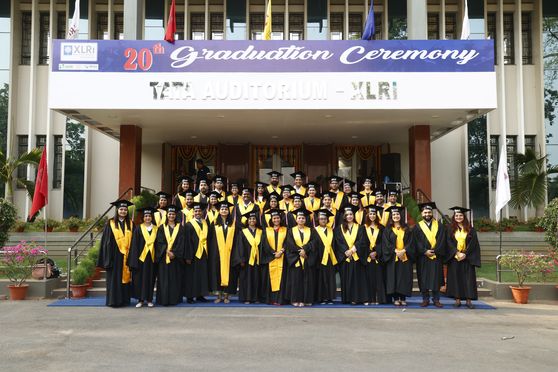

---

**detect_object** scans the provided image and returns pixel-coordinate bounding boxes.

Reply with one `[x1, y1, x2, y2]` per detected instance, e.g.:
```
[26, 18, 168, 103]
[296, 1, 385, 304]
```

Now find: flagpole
[43, 204, 47, 280]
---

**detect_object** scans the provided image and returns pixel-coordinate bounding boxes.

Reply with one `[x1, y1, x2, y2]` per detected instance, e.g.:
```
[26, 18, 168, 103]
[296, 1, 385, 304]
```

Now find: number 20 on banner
[124, 47, 154, 71]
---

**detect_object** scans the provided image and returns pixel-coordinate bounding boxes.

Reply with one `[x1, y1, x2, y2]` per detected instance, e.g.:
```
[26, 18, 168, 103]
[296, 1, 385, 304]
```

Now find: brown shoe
[433, 301, 444, 308]
[420, 300, 429, 307]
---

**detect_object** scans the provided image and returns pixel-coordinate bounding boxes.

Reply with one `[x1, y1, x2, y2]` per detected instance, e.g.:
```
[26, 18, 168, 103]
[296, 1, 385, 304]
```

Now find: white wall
[87, 129, 119, 217]
[141, 143, 162, 193]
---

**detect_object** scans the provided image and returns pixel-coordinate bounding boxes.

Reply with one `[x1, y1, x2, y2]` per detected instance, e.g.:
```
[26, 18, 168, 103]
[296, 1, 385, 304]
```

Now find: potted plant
[65, 216, 82, 232]
[79, 258, 96, 288]
[475, 217, 496, 232]
[70, 266, 89, 299]
[499, 250, 552, 304]
[1, 242, 45, 300]
[45, 219, 61, 232]
[86, 243, 102, 280]
[499, 218, 517, 232]
[13, 221, 27, 233]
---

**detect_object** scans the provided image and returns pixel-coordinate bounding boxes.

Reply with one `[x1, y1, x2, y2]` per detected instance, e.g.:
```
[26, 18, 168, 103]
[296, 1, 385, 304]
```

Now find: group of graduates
[97, 171, 481, 309]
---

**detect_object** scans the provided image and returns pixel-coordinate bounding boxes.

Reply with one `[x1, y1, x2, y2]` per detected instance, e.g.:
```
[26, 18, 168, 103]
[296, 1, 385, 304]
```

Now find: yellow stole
[279, 200, 293, 212]
[418, 220, 439, 260]
[227, 194, 239, 205]
[326, 210, 336, 229]
[292, 186, 307, 196]
[215, 223, 236, 287]
[139, 224, 157, 262]
[455, 228, 468, 259]
[360, 191, 375, 207]
[110, 220, 133, 284]
[292, 226, 311, 268]
[242, 228, 262, 266]
[177, 194, 187, 209]
[266, 227, 287, 292]
[206, 209, 219, 224]
[333, 191, 344, 210]
[355, 210, 365, 225]
[154, 210, 167, 227]
[238, 202, 255, 215]
[381, 203, 402, 226]
[392, 226, 408, 262]
[266, 185, 281, 195]
[255, 198, 267, 212]
[316, 227, 337, 266]
[163, 224, 180, 264]
[365, 225, 380, 263]
[342, 225, 360, 262]
[304, 197, 321, 212]
[181, 207, 195, 224]
[190, 219, 208, 259]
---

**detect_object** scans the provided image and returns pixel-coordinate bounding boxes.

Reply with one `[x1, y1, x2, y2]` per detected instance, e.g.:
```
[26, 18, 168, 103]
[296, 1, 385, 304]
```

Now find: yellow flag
[263, 0, 272, 40]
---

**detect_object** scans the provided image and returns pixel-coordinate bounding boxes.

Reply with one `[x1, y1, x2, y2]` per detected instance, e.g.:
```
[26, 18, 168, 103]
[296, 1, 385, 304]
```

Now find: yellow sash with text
[110, 220, 133, 284]
[163, 224, 180, 264]
[365, 226, 380, 263]
[292, 227, 311, 269]
[454, 229, 468, 259]
[242, 228, 262, 266]
[418, 220, 439, 260]
[392, 227, 408, 262]
[139, 224, 157, 262]
[316, 227, 337, 266]
[266, 227, 287, 292]
[215, 223, 236, 287]
[190, 219, 208, 259]
[342, 225, 360, 263]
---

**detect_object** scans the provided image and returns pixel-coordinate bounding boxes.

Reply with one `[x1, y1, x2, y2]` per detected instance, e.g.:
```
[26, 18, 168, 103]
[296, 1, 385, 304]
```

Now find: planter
[7, 284, 29, 300]
[510, 286, 531, 304]
[15, 226, 25, 232]
[68, 227, 79, 232]
[46, 227, 54, 232]
[504, 227, 514, 232]
[86, 277, 93, 288]
[92, 267, 102, 280]
[70, 284, 88, 299]
[534, 227, 545, 233]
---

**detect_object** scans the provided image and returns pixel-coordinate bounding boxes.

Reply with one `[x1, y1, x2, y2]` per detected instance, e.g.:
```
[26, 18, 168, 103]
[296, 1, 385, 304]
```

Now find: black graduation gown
[286, 212, 313, 228]
[413, 220, 448, 293]
[127, 225, 157, 302]
[208, 220, 240, 294]
[445, 227, 481, 300]
[97, 220, 132, 307]
[155, 224, 185, 306]
[382, 226, 415, 297]
[261, 210, 287, 228]
[334, 224, 368, 304]
[284, 227, 317, 304]
[313, 226, 338, 302]
[362, 225, 387, 304]
[235, 203, 261, 226]
[260, 227, 289, 304]
[183, 219, 210, 298]
[236, 227, 262, 302]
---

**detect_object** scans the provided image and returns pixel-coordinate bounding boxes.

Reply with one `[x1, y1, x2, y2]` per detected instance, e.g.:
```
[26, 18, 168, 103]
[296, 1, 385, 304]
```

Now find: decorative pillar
[407, 0, 427, 39]
[409, 125, 432, 200]
[119, 125, 142, 196]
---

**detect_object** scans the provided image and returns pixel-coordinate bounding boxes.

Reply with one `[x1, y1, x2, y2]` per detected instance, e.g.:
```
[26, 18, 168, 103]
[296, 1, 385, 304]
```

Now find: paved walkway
[0, 299, 556, 371]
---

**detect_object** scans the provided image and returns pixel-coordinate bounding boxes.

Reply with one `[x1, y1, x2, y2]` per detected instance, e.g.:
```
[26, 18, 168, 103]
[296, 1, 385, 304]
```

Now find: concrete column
[123, 0, 143, 40]
[119, 125, 142, 196]
[409, 125, 432, 199]
[497, 0, 508, 219]
[407, 0, 427, 39]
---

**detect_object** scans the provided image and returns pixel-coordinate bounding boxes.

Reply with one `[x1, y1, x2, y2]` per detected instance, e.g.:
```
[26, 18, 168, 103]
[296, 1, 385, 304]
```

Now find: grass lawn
[477, 262, 558, 284]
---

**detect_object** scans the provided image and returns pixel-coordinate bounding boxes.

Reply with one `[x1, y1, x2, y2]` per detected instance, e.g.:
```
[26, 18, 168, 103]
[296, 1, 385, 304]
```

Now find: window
[97, 13, 108, 39]
[503, 13, 514, 64]
[210, 13, 224, 40]
[36, 135, 46, 150]
[490, 135, 498, 189]
[114, 12, 124, 40]
[468, 117, 489, 217]
[522, 12, 532, 64]
[250, 13, 264, 40]
[445, 13, 457, 40]
[348, 13, 363, 40]
[428, 13, 439, 40]
[330, 12, 343, 40]
[373, 12, 382, 40]
[289, 13, 304, 40]
[21, 12, 32, 65]
[271, 13, 284, 40]
[525, 135, 536, 152]
[487, 13, 497, 63]
[191, 13, 205, 40]
[39, 13, 50, 64]
[506, 136, 517, 183]
[57, 12, 66, 39]
[17, 136, 28, 182]
[491, 135, 519, 188]
[53, 135, 63, 189]
[175, 13, 184, 40]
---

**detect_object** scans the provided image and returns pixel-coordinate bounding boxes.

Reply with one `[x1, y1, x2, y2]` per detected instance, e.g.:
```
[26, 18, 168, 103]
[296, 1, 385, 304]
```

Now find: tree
[0, 148, 42, 204]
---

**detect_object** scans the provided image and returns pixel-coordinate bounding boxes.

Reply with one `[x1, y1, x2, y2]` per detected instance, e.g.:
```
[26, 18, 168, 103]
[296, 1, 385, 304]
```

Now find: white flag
[461, 0, 470, 40]
[66, 0, 80, 39]
[495, 144, 511, 221]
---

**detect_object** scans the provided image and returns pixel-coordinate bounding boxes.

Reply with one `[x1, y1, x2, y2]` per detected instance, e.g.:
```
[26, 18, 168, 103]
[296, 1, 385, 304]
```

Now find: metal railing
[495, 253, 550, 283]
[65, 188, 133, 298]
[416, 188, 452, 225]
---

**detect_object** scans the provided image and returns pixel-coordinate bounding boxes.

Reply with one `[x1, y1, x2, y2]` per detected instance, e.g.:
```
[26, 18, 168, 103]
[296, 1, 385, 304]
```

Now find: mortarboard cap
[291, 193, 305, 201]
[138, 207, 155, 215]
[216, 200, 234, 209]
[315, 208, 334, 218]
[281, 185, 294, 193]
[290, 171, 306, 179]
[327, 176, 342, 183]
[192, 202, 208, 210]
[177, 175, 193, 183]
[341, 205, 360, 215]
[213, 175, 227, 183]
[293, 208, 312, 217]
[166, 204, 180, 213]
[267, 171, 283, 178]
[341, 179, 356, 188]
[268, 191, 283, 201]
[255, 181, 268, 188]
[385, 205, 405, 214]
[110, 199, 133, 208]
[241, 187, 254, 194]
[266, 208, 285, 218]
[242, 210, 259, 219]
[449, 206, 470, 213]
[156, 191, 172, 200]
[418, 202, 437, 211]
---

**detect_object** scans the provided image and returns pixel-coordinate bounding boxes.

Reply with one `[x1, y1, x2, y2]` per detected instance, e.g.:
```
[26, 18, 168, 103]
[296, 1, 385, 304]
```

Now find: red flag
[164, 0, 176, 43]
[29, 147, 48, 220]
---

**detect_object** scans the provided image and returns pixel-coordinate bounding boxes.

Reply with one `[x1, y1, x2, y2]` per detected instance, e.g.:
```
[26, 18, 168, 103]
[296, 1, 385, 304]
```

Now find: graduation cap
[213, 175, 227, 183]
[349, 192, 361, 200]
[216, 200, 234, 209]
[281, 185, 294, 194]
[181, 190, 199, 198]
[327, 176, 342, 183]
[341, 205, 360, 215]
[315, 208, 334, 218]
[242, 210, 259, 220]
[208, 191, 222, 200]
[156, 191, 172, 200]
[197, 177, 209, 185]
[267, 171, 283, 178]
[341, 179, 356, 188]
[291, 193, 305, 201]
[229, 182, 240, 188]
[255, 181, 268, 188]
[268, 191, 283, 201]
[241, 187, 254, 194]
[192, 202, 208, 210]
[374, 189, 385, 197]
[387, 190, 400, 197]
[265, 208, 285, 218]
[418, 202, 437, 211]
[290, 171, 306, 179]
[362, 176, 374, 184]
[305, 182, 318, 190]
[449, 206, 470, 213]
[321, 191, 337, 199]
[292, 208, 312, 217]
[166, 204, 180, 213]
[385, 205, 405, 214]
[110, 199, 133, 208]
[367, 205, 382, 214]
[177, 175, 193, 183]
[138, 207, 155, 215]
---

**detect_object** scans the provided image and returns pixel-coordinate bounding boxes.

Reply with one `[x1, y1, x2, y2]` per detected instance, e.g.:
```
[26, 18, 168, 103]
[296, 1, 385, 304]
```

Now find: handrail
[416, 188, 452, 225]
[66, 187, 133, 298]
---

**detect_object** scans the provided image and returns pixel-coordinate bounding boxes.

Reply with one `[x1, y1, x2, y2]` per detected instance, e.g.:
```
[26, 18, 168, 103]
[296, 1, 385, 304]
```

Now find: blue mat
[48, 296, 495, 310]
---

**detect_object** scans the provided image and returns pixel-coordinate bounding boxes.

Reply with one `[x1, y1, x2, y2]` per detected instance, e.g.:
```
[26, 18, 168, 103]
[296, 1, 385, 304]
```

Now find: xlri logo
[60, 42, 98, 62]
[63, 45, 73, 55]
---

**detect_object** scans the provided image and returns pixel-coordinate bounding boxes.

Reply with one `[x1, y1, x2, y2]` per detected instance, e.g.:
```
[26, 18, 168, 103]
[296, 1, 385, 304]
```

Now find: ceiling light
[431, 115, 440, 118]
[271, 135, 279, 139]
[190, 135, 198, 139]
[324, 114, 334, 119]
[351, 135, 358, 139]
[216, 115, 225, 118]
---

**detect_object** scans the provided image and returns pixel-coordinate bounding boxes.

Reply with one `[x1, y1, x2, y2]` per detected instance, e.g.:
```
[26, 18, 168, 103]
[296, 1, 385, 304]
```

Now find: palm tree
[510, 148, 558, 216]
[0, 148, 42, 204]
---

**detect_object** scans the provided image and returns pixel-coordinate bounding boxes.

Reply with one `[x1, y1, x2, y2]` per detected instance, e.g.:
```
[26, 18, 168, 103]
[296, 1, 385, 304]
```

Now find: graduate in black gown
[154, 192, 171, 227]
[174, 175, 193, 209]
[128, 207, 158, 308]
[319, 191, 338, 229]
[236, 211, 263, 303]
[98, 199, 134, 307]
[286, 194, 312, 227]
[226, 182, 241, 208]
[313, 209, 338, 304]
[334, 205, 368, 305]
[208, 201, 240, 304]
[382, 206, 414, 306]
[183, 202, 210, 303]
[235, 187, 260, 226]
[155, 205, 185, 306]
[413, 202, 447, 308]
[362, 206, 387, 305]
[285, 208, 316, 307]
[261, 192, 284, 227]
[260, 209, 289, 305]
[445, 206, 481, 309]
[178, 190, 198, 225]
[205, 191, 221, 225]
[254, 181, 268, 213]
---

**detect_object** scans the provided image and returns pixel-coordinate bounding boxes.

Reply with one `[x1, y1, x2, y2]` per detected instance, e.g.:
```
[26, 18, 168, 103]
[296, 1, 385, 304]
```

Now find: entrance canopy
[49, 40, 496, 144]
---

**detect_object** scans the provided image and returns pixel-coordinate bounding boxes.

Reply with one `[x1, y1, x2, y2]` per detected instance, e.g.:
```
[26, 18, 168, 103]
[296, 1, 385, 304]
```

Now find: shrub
[538, 198, 558, 254]
[474, 217, 496, 231]
[65, 216, 82, 230]
[72, 266, 89, 285]
[0, 198, 17, 248]
[79, 258, 95, 277]
[86, 241, 100, 263]
[500, 250, 555, 287]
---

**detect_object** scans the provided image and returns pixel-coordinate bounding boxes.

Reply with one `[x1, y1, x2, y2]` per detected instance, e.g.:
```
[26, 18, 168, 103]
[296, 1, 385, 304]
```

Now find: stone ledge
[481, 278, 558, 301]
[0, 278, 62, 299]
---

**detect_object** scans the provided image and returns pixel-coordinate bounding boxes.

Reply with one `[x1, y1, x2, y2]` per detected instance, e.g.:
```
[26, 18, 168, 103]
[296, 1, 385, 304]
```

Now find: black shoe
[196, 296, 209, 303]
[466, 303, 475, 309]
[186, 298, 195, 304]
